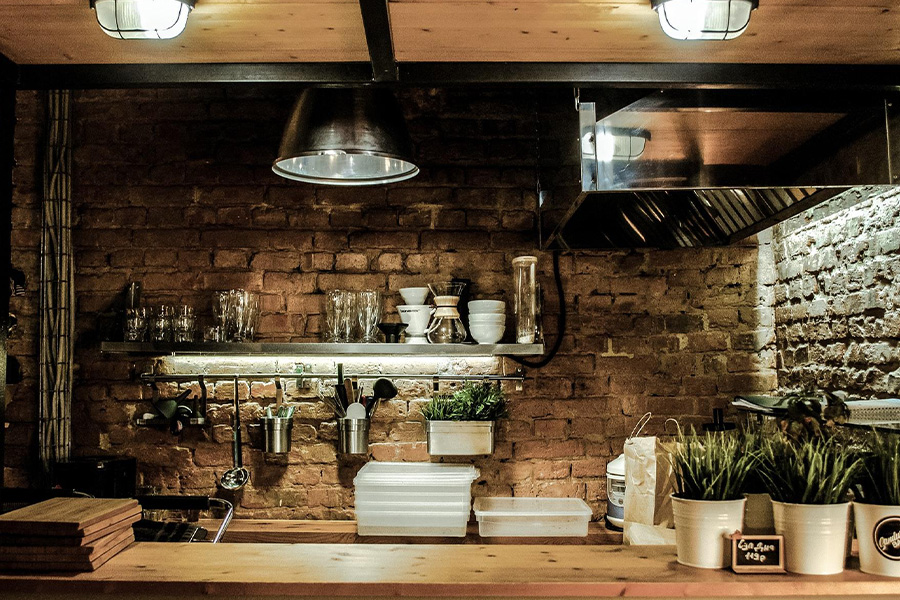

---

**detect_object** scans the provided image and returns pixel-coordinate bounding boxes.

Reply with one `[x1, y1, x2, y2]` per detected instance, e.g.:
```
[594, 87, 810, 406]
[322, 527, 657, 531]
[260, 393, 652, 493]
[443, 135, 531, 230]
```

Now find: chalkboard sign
[731, 534, 785, 573]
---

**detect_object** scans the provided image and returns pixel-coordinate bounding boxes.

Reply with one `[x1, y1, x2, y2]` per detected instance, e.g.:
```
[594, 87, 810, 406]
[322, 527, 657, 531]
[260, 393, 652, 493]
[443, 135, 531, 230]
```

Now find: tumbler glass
[356, 290, 383, 343]
[124, 307, 148, 342]
[173, 305, 196, 343]
[151, 305, 175, 342]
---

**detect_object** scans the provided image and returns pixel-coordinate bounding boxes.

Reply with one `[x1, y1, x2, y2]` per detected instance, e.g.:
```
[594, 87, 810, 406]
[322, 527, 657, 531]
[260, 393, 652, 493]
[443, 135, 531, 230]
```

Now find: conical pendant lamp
[273, 88, 419, 186]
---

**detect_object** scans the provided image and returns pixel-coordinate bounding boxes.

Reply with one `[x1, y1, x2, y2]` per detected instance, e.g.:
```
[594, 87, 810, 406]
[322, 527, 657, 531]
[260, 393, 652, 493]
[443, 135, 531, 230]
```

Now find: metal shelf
[100, 341, 544, 357]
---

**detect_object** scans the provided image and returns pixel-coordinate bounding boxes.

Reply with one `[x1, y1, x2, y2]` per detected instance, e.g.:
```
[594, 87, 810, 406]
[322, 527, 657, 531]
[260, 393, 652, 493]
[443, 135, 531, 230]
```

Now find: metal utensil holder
[338, 418, 370, 455]
[260, 416, 293, 454]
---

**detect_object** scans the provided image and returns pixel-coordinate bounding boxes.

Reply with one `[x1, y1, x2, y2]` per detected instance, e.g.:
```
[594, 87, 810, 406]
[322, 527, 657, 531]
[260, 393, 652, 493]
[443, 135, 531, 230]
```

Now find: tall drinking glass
[512, 256, 540, 344]
[356, 290, 383, 343]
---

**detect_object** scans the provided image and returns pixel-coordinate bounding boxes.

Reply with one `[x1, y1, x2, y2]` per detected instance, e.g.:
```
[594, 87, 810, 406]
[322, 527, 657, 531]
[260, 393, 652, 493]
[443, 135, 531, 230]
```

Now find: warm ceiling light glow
[91, 0, 195, 40]
[651, 0, 758, 40]
[585, 127, 651, 162]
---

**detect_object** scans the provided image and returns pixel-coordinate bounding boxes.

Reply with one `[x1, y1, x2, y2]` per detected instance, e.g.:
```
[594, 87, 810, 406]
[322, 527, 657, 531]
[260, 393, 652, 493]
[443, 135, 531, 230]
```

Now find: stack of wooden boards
[0, 497, 140, 571]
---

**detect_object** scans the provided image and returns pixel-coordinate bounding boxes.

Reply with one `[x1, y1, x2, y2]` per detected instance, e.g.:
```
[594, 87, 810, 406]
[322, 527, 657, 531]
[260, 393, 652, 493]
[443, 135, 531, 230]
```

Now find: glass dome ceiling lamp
[651, 0, 758, 40]
[90, 0, 195, 40]
[273, 88, 419, 186]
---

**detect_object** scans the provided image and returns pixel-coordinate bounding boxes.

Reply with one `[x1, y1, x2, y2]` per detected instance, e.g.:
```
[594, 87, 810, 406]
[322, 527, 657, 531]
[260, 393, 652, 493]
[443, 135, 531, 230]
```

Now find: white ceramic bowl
[399, 287, 429, 305]
[470, 324, 505, 344]
[468, 314, 506, 324]
[468, 300, 505, 314]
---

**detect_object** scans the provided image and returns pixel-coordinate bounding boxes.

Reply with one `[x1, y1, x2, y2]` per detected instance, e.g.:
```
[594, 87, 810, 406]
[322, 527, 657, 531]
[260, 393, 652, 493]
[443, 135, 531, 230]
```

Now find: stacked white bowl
[467, 300, 505, 344]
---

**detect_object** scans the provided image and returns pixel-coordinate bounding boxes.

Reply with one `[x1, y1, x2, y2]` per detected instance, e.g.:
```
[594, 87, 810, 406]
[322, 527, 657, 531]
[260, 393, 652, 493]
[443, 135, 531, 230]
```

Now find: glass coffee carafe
[426, 281, 467, 344]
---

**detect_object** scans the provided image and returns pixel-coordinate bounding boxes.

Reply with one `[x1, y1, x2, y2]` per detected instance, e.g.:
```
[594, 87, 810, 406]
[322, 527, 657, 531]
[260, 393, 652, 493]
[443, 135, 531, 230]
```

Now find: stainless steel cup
[337, 418, 369, 454]
[261, 416, 293, 453]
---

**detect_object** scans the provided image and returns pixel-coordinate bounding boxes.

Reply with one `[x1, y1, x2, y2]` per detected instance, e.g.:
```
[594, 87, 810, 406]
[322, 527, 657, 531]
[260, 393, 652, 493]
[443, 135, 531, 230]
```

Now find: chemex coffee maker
[425, 281, 467, 344]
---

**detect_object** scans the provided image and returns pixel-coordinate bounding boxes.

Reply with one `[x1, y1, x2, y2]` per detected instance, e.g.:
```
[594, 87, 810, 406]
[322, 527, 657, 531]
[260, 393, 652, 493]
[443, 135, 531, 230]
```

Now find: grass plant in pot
[421, 382, 507, 456]
[854, 431, 900, 577]
[669, 428, 758, 569]
[759, 435, 862, 575]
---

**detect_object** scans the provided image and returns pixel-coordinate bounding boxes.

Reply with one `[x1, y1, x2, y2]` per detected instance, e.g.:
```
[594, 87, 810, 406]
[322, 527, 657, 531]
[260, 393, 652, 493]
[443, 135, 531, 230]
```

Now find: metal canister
[261, 417, 293, 454]
[337, 418, 369, 454]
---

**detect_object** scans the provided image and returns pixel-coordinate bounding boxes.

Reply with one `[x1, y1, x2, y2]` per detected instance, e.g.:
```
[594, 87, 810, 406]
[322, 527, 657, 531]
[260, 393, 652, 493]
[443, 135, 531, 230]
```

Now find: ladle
[220, 377, 250, 490]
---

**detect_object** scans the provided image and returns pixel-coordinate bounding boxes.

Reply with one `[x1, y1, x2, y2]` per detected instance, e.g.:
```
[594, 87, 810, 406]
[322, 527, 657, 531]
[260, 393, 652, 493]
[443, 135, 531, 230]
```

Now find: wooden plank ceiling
[0, 0, 898, 65]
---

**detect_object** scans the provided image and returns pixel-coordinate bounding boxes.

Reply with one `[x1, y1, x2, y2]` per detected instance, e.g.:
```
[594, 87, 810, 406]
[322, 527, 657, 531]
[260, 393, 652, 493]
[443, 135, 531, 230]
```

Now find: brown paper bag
[622, 414, 676, 545]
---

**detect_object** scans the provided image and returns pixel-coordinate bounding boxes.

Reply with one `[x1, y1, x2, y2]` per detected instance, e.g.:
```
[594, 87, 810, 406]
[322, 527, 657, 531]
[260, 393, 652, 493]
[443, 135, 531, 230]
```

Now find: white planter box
[426, 421, 494, 456]
[772, 500, 850, 575]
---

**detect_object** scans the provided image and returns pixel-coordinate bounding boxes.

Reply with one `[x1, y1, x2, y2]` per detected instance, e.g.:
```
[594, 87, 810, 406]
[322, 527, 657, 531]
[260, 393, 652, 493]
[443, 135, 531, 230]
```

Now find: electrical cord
[509, 250, 566, 369]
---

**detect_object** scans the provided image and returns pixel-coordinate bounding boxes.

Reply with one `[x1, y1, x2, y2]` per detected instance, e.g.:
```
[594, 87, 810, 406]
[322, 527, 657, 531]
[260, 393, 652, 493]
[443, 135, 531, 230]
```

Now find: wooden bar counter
[0, 542, 898, 599]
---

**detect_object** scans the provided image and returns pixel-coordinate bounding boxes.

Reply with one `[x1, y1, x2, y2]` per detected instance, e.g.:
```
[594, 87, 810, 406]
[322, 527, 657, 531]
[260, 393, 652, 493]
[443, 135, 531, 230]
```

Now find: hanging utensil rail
[139, 371, 525, 384]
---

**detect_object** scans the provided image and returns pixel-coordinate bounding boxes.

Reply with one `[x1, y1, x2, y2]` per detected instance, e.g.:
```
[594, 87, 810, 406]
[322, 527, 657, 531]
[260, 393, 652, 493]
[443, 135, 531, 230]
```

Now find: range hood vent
[538, 90, 899, 249]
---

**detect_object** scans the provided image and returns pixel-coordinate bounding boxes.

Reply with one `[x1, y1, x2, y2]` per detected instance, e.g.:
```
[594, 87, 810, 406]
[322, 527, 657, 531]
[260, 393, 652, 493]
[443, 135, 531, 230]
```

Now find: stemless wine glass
[356, 290, 383, 343]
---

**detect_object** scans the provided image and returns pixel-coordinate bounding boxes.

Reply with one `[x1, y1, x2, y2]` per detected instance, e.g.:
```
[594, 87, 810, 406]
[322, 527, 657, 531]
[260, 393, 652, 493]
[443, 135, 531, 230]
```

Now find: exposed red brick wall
[6, 88, 776, 518]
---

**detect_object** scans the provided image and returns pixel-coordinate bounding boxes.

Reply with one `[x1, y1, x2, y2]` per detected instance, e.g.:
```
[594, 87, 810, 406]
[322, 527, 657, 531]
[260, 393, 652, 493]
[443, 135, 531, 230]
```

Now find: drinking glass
[151, 305, 175, 342]
[356, 290, 383, 343]
[512, 256, 540, 344]
[173, 305, 196, 343]
[323, 290, 343, 342]
[124, 307, 148, 342]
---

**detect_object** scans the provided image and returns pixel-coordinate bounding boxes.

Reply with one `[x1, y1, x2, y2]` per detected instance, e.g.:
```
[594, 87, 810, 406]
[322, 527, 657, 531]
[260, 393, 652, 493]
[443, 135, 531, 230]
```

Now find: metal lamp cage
[90, 0, 195, 40]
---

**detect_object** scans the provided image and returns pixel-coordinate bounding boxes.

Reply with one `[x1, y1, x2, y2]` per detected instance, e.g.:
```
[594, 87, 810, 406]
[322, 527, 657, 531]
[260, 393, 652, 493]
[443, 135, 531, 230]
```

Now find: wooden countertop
[0, 542, 897, 598]
[210, 519, 624, 545]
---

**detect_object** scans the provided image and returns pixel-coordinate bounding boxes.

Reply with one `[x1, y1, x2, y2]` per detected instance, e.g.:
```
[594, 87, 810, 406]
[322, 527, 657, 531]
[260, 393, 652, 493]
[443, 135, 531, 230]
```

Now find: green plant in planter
[670, 427, 759, 501]
[421, 382, 508, 421]
[856, 431, 900, 505]
[776, 389, 850, 442]
[759, 435, 862, 504]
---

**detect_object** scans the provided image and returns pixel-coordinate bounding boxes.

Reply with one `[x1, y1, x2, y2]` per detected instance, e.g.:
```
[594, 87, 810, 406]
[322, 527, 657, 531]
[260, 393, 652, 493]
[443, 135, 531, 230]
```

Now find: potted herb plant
[854, 431, 900, 577]
[421, 382, 508, 456]
[669, 427, 758, 569]
[759, 435, 862, 575]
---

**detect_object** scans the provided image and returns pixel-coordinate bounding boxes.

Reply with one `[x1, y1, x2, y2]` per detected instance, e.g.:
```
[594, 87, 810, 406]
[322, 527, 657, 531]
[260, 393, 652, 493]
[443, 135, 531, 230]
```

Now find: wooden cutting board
[0, 511, 141, 547]
[0, 498, 140, 536]
[0, 527, 134, 562]
[0, 532, 134, 572]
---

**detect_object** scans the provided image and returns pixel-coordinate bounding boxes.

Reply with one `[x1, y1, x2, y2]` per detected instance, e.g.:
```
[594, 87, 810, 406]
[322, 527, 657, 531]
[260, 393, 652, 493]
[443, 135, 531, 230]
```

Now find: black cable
[509, 250, 566, 369]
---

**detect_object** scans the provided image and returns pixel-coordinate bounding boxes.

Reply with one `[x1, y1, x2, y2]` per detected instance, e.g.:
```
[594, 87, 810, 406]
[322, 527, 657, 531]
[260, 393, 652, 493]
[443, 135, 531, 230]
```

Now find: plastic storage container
[354, 462, 479, 537]
[473, 497, 593, 537]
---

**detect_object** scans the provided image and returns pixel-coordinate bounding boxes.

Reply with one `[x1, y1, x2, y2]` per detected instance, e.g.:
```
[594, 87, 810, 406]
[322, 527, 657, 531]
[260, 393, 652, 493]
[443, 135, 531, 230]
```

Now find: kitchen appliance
[606, 453, 626, 530]
[426, 281, 467, 344]
[538, 89, 900, 249]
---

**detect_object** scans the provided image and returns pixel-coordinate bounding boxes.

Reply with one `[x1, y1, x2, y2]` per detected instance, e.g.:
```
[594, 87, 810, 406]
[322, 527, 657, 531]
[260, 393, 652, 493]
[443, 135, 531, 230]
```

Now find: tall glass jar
[512, 256, 540, 344]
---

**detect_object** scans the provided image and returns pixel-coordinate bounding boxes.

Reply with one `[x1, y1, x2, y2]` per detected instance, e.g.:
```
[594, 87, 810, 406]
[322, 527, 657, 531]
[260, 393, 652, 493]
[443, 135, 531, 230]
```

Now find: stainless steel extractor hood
[538, 90, 900, 249]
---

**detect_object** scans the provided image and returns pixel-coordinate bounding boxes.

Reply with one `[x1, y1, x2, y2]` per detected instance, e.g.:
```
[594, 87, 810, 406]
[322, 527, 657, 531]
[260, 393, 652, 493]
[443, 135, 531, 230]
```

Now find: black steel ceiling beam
[17, 62, 374, 89]
[358, 0, 398, 82]
[399, 62, 900, 91]
[0, 52, 17, 85]
[14, 61, 900, 90]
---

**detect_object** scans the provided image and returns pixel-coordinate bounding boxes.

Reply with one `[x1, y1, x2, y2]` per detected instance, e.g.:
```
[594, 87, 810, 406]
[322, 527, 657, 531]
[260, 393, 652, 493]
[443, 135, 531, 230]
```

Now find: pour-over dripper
[428, 281, 466, 301]
[426, 282, 468, 343]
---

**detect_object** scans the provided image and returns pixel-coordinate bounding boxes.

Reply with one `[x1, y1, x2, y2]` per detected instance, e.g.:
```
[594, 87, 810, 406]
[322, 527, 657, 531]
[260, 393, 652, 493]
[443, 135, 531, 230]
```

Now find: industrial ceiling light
[91, 0, 194, 39]
[651, 0, 758, 40]
[583, 127, 650, 162]
[273, 88, 419, 186]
